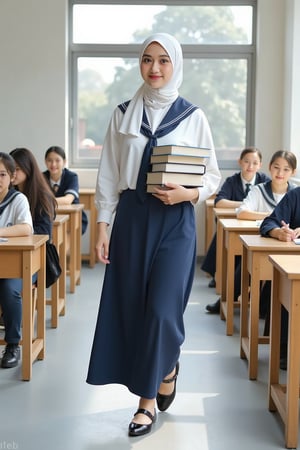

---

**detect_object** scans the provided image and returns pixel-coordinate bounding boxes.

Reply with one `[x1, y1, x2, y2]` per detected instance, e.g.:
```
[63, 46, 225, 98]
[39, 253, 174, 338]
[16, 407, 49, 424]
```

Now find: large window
[69, 1, 256, 169]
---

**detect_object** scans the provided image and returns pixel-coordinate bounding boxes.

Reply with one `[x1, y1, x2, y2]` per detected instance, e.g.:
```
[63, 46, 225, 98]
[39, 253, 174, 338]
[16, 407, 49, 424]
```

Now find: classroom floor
[0, 260, 293, 450]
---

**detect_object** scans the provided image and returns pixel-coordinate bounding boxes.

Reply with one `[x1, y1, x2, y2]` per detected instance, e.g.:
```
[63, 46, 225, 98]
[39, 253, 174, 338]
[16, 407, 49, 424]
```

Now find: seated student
[0, 153, 33, 369]
[207, 150, 297, 315]
[260, 185, 300, 370]
[43, 146, 88, 235]
[236, 150, 297, 220]
[203, 146, 269, 314]
[10, 147, 57, 237]
[8, 148, 57, 368]
[237, 150, 297, 326]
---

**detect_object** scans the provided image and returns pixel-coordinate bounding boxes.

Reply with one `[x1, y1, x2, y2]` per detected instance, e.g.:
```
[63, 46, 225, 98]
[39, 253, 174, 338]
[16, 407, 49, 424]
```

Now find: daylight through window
[69, 1, 256, 169]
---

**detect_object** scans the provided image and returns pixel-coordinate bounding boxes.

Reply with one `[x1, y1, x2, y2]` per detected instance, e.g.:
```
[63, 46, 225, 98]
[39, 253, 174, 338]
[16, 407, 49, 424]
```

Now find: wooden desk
[239, 235, 300, 380]
[205, 198, 215, 252]
[57, 204, 83, 293]
[46, 214, 69, 328]
[79, 188, 96, 267]
[214, 208, 236, 294]
[268, 255, 300, 449]
[0, 235, 48, 381]
[219, 219, 260, 336]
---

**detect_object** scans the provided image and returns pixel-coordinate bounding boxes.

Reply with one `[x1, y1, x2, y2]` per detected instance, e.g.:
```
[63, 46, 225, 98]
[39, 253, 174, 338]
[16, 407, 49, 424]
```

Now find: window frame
[69, 0, 257, 169]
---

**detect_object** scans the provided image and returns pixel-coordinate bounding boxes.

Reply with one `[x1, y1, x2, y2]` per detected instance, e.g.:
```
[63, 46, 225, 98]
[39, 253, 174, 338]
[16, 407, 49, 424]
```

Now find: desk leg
[285, 284, 300, 449]
[50, 281, 59, 328]
[268, 267, 281, 411]
[248, 254, 261, 380]
[69, 218, 76, 293]
[47, 225, 66, 327]
[59, 229, 66, 316]
[89, 203, 96, 267]
[215, 221, 222, 295]
[220, 227, 227, 321]
[22, 252, 33, 381]
[36, 263, 46, 362]
[225, 237, 235, 336]
[240, 246, 250, 359]
[76, 214, 82, 286]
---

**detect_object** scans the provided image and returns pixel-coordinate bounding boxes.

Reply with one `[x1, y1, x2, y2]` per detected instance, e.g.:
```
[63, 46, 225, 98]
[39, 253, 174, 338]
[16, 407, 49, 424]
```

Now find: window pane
[75, 56, 247, 165]
[182, 59, 247, 151]
[73, 4, 253, 45]
[76, 57, 140, 163]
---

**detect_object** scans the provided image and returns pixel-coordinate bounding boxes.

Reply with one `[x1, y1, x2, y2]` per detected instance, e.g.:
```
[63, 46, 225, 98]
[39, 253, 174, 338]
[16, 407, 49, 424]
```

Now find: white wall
[283, 0, 300, 158]
[255, 0, 285, 170]
[0, 0, 298, 255]
[0, 0, 68, 169]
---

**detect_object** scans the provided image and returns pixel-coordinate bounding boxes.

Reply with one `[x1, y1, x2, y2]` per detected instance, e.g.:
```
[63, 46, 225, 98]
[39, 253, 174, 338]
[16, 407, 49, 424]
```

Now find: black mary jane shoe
[128, 408, 157, 437]
[156, 362, 179, 412]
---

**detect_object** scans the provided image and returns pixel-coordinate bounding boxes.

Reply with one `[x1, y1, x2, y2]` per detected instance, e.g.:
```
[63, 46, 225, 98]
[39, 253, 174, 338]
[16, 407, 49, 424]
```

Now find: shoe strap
[162, 373, 178, 384]
[162, 363, 179, 384]
[134, 408, 155, 421]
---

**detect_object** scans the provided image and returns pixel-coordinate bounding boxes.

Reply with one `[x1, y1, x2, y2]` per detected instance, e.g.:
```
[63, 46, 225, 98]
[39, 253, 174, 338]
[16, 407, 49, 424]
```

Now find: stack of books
[146, 145, 210, 193]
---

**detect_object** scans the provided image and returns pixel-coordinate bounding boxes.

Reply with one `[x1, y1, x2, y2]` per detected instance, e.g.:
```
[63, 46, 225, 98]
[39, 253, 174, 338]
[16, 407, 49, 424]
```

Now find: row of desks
[0, 235, 48, 381]
[268, 254, 300, 449]
[0, 204, 85, 381]
[239, 234, 300, 379]
[206, 202, 300, 448]
[79, 188, 97, 268]
[57, 204, 83, 293]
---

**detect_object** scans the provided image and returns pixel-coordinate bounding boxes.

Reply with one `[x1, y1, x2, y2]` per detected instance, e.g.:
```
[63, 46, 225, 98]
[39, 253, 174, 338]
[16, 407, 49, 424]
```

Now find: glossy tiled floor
[0, 261, 293, 450]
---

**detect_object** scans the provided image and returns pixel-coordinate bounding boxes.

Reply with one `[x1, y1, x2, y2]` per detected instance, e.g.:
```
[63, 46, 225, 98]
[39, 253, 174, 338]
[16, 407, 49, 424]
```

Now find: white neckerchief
[119, 33, 183, 137]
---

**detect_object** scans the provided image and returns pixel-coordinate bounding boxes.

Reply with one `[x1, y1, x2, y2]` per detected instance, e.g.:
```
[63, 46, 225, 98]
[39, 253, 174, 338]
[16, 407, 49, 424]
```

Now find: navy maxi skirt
[86, 190, 196, 399]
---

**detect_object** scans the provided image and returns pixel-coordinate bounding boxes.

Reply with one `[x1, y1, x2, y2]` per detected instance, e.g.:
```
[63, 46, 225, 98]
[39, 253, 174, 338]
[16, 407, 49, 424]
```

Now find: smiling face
[269, 156, 295, 189]
[45, 151, 65, 181]
[140, 42, 173, 89]
[238, 151, 262, 181]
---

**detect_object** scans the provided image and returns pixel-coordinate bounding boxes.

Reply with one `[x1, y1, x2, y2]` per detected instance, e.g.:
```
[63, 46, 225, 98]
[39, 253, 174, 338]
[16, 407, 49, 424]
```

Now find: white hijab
[119, 33, 183, 137]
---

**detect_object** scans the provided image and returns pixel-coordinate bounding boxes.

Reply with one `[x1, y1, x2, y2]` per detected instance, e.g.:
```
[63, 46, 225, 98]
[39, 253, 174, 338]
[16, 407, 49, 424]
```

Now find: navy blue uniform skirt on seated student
[86, 189, 196, 399]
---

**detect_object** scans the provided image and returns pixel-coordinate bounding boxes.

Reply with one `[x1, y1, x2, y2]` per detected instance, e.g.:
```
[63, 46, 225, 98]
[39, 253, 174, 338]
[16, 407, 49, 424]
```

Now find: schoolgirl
[10, 148, 56, 238]
[236, 150, 297, 220]
[43, 146, 88, 234]
[0, 152, 33, 369]
[86, 33, 221, 437]
[237, 149, 297, 325]
[203, 147, 269, 314]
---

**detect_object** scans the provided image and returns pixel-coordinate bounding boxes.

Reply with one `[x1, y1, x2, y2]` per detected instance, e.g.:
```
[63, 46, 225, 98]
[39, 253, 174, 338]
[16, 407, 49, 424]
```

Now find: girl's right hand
[95, 222, 110, 264]
[279, 220, 296, 241]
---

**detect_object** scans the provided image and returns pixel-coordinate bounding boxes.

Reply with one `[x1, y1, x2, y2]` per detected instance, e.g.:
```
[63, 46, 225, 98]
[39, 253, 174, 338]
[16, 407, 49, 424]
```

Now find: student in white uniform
[236, 150, 297, 221]
[236, 149, 297, 321]
[0, 152, 33, 369]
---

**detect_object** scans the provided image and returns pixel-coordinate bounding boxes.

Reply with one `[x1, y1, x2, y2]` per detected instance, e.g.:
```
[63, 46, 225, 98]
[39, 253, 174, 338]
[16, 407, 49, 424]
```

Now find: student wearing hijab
[86, 33, 221, 437]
